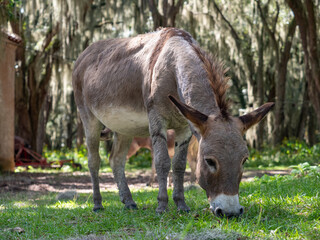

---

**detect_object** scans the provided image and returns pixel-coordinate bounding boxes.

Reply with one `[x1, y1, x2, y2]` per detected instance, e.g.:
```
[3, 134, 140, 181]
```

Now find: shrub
[247, 140, 320, 168]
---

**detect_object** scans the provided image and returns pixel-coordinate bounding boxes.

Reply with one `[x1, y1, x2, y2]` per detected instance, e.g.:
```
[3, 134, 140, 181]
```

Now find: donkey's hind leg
[82, 116, 104, 211]
[110, 133, 137, 209]
[172, 129, 192, 211]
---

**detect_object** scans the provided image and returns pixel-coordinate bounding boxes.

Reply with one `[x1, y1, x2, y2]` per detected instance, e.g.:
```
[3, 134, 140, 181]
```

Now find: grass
[5, 141, 320, 239]
[1, 171, 319, 239]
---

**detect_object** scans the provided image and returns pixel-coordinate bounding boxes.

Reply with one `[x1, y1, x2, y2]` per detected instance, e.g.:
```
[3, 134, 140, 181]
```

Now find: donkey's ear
[238, 102, 275, 134]
[168, 95, 208, 134]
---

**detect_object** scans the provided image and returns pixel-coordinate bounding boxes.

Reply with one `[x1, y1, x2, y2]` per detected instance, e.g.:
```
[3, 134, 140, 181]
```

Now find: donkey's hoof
[178, 207, 190, 213]
[156, 206, 167, 214]
[93, 205, 104, 212]
[177, 204, 190, 212]
[125, 203, 138, 210]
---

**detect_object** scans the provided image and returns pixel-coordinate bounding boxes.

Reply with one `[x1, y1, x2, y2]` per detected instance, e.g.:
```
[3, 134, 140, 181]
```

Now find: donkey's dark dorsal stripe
[73, 28, 274, 217]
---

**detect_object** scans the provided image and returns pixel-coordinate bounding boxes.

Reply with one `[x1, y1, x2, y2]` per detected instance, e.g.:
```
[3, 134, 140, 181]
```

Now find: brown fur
[190, 48, 230, 119]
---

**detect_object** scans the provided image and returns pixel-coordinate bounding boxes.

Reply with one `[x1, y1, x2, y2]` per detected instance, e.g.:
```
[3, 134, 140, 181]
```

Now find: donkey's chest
[94, 107, 150, 137]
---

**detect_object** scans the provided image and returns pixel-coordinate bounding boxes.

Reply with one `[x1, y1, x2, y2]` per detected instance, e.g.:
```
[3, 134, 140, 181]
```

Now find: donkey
[72, 28, 274, 217]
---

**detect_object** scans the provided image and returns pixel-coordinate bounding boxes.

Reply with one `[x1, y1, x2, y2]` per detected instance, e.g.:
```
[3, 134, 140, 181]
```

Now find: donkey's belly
[94, 107, 150, 137]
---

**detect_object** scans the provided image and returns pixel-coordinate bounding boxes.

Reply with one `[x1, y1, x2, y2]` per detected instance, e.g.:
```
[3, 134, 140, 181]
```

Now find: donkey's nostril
[214, 207, 223, 217]
[239, 206, 244, 215]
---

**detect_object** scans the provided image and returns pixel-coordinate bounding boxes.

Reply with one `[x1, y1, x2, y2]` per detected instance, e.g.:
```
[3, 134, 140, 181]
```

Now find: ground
[0, 169, 290, 194]
[1, 168, 318, 240]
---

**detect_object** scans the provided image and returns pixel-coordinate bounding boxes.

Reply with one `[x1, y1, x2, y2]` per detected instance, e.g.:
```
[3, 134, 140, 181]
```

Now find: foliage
[127, 149, 152, 169]
[289, 162, 320, 178]
[247, 140, 320, 169]
[34, 140, 320, 174]
[42, 144, 153, 172]
[43, 144, 112, 172]
[0, 172, 319, 239]
[0, 0, 20, 23]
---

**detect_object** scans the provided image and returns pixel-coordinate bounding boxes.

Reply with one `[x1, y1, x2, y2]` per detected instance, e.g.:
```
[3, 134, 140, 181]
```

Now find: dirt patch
[0, 169, 291, 194]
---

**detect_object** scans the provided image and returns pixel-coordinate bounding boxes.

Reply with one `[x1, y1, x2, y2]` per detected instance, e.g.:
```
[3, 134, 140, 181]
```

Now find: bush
[127, 148, 152, 169]
[247, 140, 320, 168]
[289, 162, 320, 177]
[41, 139, 320, 172]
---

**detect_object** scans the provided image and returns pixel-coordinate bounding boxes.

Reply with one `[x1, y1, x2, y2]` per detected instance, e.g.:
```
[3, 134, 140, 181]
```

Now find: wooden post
[0, 32, 21, 173]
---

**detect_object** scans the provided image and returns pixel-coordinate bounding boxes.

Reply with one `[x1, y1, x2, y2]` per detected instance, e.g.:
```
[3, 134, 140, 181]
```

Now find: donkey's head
[169, 96, 274, 217]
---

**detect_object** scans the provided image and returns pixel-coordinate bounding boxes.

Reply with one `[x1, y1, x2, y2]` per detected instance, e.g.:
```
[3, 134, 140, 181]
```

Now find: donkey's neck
[175, 47, 220, 116]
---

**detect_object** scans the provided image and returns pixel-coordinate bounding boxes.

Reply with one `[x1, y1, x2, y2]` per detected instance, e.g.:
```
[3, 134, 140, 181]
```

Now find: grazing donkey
[73, 28, 274, 217]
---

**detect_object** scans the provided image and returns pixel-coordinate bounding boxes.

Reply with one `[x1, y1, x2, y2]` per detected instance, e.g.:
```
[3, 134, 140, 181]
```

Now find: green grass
[1, 172, 319, 239]
[7, 141, 319, 239]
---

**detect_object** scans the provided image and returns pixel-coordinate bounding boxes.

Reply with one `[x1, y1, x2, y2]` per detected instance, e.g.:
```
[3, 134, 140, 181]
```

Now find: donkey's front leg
[149, 120, 171, 213]
[172, 130, 192, 211]
[110, 133, 137, 209]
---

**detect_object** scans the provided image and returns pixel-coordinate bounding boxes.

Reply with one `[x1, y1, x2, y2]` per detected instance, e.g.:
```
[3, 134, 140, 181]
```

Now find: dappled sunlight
[49, 201, 87, 210]
[12, 201, 37, 208]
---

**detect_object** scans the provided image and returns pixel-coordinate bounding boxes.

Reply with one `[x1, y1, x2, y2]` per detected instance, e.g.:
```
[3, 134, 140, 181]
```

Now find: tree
[211, 0, 268, 148]
[11, 1, 60, 152]
[285, 0, 320, 127]
[148, 0, 184, 29]
[257, 0, 297, 146]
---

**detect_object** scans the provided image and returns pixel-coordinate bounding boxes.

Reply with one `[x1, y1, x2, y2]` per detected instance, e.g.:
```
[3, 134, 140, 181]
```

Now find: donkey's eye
[205, 158, 216, 169]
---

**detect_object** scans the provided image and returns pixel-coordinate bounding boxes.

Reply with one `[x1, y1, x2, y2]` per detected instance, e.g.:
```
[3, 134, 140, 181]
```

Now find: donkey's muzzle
[209, 193, 244, 218]
[213, 206, 244, 218]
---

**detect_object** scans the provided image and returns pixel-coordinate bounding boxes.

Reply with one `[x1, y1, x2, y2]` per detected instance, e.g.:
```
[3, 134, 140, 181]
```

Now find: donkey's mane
[151, 28, 230, 119]
[191, 46, 230, 119]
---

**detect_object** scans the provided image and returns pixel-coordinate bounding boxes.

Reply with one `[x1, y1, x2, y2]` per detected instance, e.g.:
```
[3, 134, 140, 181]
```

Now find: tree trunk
[67, 93, 76, 149]
[307, 107, 317, 146]
[11, 21, 33, 144]
[28, 53, 56, 152]
[134, 0, 146, 34]
[148, 0, 183, 30]
[256, 28, 265, 149]
[274, 19, 296, 145]
[36, 95, 51, 154]
[296, 82, 309, 140]
[286, 0, 320, 128]
[14, 22, 59, 152]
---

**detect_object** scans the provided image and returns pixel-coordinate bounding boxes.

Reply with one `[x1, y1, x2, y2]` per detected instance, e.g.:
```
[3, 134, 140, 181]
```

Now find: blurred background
[0, 0, 319, 164]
